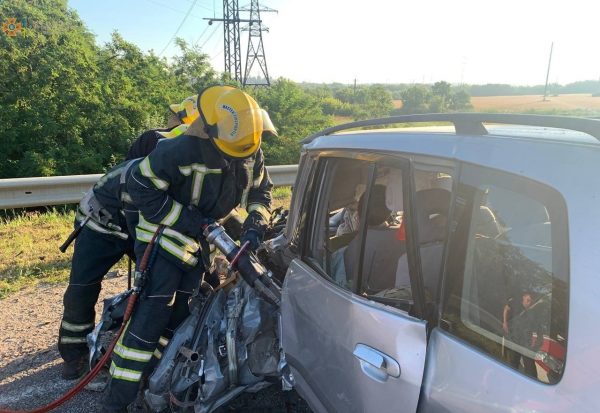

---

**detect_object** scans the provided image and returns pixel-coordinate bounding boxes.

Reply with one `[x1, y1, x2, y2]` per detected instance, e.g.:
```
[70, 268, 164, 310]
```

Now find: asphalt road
[0, 279, 311, 413]
[0, 360, 309, 413]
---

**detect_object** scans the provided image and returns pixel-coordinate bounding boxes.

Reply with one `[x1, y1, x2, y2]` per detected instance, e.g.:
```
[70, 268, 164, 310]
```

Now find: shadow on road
[0, 344, 59, 381]
[0, 358, 103, 413]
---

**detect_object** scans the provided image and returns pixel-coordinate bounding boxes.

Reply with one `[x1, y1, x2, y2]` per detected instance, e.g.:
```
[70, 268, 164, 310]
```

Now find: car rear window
[441, 165, 568, 384]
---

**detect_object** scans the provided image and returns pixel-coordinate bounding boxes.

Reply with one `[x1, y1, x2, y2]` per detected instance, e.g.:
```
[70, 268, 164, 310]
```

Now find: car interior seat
[343, 184, 406, 292]
[395, 188, 451, 300]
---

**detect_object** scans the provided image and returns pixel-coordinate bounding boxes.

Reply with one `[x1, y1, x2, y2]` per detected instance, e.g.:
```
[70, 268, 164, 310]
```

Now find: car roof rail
[301, 113, 600, 144]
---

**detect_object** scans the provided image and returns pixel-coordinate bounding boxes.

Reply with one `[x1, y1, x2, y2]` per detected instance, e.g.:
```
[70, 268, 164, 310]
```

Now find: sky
[69, 0, 600, 86]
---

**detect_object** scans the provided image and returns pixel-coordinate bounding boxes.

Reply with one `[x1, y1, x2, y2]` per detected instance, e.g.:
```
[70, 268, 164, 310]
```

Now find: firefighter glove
[241, 228, 262, 251]
[241, 210, 267, 251]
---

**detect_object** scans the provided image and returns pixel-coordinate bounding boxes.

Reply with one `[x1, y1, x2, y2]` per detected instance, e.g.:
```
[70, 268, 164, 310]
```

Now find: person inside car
[330, 184, 394, 288]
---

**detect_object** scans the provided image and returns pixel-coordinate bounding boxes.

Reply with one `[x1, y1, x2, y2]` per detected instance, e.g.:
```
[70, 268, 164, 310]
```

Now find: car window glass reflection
[455, 184, 567, 384]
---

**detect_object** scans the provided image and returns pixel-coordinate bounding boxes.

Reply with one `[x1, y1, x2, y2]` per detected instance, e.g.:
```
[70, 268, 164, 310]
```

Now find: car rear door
[281, 153, 442, 413]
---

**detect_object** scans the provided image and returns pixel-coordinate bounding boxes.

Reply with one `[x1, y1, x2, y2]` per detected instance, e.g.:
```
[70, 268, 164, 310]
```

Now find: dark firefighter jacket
[75, 158, 142, 240]
[127, 135, 273, 269]
[75, 128, 176, 238]
[126, 127, 175, 161]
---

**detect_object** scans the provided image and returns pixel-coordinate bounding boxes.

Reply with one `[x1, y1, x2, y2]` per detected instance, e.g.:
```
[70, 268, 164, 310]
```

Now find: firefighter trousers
[58, 225, 134, 363]
[102, 242, 202, 411]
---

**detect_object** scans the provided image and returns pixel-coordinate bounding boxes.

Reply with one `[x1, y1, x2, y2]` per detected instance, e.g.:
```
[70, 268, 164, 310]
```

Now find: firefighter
[102, 86, 276, 412]
[126, 95, 198, 159]
[57, 97, 199, 380]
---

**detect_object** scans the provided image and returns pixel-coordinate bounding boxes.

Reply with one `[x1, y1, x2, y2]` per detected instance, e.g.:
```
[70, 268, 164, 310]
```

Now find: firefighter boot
[61, 356, 88, 380]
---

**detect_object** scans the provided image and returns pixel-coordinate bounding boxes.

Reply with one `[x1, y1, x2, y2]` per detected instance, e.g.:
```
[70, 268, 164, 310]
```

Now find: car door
[420, 162, 572, 412]
[281, 153, 437, 413]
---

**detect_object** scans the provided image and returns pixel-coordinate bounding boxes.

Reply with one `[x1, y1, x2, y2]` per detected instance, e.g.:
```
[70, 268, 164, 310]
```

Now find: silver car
[274, 114, 600, 413]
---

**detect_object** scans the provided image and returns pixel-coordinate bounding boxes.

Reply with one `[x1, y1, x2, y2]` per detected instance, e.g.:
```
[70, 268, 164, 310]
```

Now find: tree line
[0, 0, 473, 178]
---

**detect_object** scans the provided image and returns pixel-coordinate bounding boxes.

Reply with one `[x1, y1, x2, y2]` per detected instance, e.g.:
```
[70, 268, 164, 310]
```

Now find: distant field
[471, 93, 600, 112]
[393, 93, 600, 114]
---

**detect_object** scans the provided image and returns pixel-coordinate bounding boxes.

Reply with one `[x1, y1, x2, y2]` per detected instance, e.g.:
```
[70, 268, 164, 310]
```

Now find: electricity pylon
[206, 0, 276, 86]
[240, 0, 277, 86]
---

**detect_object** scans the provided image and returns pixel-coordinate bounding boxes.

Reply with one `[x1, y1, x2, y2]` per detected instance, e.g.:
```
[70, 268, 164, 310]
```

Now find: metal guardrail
[0, 165, 298, 209]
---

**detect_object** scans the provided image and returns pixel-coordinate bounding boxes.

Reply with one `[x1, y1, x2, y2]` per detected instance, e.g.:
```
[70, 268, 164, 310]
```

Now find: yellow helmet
[199, 86, 277, 159]
[169, 95, 200, 125]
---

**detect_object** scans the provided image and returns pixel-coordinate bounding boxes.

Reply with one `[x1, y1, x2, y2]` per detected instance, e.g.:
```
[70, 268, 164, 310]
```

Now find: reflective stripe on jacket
[127, 135, 272, 267]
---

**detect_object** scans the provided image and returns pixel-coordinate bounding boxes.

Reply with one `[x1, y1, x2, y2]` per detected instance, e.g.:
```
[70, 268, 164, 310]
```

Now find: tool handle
[59, 217, 89, 253]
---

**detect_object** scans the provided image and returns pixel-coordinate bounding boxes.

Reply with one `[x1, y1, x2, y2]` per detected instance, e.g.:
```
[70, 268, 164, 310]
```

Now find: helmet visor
[260, 109, 278, 137]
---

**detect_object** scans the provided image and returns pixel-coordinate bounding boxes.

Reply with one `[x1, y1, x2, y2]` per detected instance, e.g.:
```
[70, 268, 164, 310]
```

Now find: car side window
[356, 166, 453, 312]
[304, 156, 454, 316]
[441, 165, 568, 384]
[305, 157, 372, 292]
[287, 153, 317, 251]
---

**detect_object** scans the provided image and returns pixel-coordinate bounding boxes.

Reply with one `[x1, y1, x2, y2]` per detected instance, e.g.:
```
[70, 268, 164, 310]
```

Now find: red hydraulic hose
[0, 226, 163, 413]
[0, 292, 138, 413]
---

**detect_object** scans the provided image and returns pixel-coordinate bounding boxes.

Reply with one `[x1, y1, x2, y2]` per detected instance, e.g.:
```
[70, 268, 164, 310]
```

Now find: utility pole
[543, 42, 554, 101]
[241, 0, 276, 86]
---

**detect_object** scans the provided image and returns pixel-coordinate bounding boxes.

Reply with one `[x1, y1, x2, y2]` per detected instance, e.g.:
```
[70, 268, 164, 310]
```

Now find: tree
[448, 90, 472, 110]
[0, 1, 220, 178]
[399, 82, 472, 114]
[352, 85, 393, 120]
[171, 38, 217, 94]
[91, 33, 185, 169]
[252, 79, 334, 165]
[432, 81, 452, 100]
[399, 86, 431, 114]
[0, 0, 103, 177]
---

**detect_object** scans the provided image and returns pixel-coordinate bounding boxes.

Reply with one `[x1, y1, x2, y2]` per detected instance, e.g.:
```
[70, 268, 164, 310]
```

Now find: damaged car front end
[144, 222, 290, 412]
[88, 210, 294, 413]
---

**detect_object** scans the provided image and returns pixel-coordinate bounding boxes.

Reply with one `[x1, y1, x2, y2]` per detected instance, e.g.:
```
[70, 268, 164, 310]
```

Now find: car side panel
[420, 328, 600, 413]
[282, 259, 428, 413]
[419, 144, 600, 413]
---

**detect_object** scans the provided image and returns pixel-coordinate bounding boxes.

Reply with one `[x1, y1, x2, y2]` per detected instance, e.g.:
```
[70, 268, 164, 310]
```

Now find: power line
[143, 0, 206, 20]
[193, 24, 212, 47]
[212, 47, 224, 61]
[198, 21, 221, 50]
[158, 0, 200, 57]
[179, 0, 213, 12]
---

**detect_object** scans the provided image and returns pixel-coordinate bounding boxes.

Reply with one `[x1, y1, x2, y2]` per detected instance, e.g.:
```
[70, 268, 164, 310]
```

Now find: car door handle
[353, 344, 401, 382]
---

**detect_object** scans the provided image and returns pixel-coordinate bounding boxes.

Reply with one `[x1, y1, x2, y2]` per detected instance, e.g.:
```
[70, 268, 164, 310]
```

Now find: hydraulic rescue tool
[1, 221, 285, 413]
[203, 223, 281, 306]
[145, 222, 288, 412]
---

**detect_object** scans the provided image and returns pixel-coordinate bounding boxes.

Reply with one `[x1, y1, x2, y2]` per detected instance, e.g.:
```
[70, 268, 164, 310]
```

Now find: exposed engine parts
[86, 221, 290, 413]
[145, 277, 282, 412]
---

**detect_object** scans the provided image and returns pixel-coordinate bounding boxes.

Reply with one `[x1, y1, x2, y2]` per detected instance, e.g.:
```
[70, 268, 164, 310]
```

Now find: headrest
[359, 184, 391, 226]
[416, 188, 451, 244]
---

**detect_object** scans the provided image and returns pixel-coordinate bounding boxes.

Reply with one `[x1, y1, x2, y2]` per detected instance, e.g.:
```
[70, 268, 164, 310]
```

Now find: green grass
[0, 209, 131, 298]
[272, 186, 292, 209]
[0, 192, 293, 298]
[0, 210, 77, 297]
